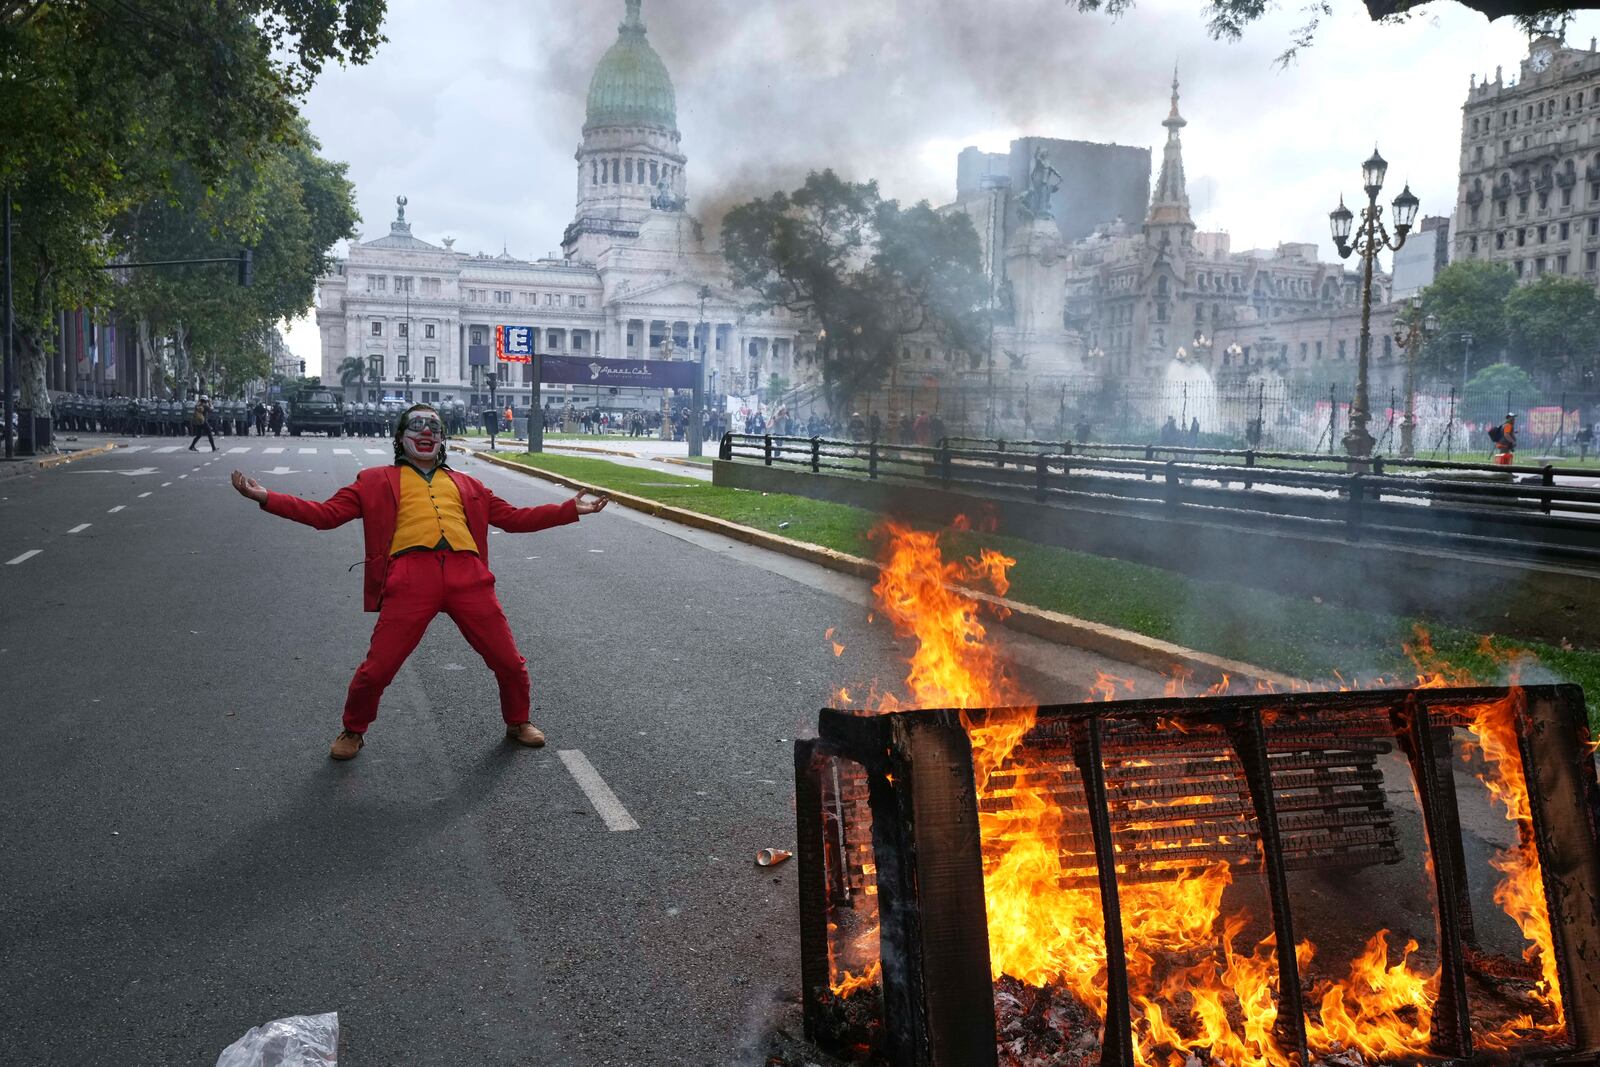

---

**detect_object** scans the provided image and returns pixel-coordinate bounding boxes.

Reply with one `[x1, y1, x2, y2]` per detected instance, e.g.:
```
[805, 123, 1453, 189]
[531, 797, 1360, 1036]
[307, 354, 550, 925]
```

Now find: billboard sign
[540, 354, 698, 390]
[495, 325, 534, 364]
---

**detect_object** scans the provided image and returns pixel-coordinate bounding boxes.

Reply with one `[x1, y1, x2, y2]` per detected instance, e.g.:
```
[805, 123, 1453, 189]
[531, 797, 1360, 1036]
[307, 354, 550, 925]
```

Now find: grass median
[500, 451, 1600, 724]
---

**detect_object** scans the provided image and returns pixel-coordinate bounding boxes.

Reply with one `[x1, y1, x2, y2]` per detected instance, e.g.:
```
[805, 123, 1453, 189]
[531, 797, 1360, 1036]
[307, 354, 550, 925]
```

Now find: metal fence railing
[717, 432, 1600, 568]
[831, 380, 1600, 461]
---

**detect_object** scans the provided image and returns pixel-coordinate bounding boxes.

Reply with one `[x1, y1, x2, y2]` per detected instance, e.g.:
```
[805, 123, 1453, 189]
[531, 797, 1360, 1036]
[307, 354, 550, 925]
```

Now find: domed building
[316, 0, 803, 419]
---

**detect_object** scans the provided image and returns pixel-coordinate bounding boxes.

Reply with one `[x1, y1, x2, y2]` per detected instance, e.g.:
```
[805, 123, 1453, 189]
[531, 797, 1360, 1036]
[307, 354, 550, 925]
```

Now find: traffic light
[237, 249, 254, 287]
[299, 360, 306, 375]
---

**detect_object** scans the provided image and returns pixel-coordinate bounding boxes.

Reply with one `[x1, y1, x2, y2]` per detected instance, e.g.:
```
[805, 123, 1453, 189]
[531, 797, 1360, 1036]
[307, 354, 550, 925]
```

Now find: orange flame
[829, 532, 1569, 1063]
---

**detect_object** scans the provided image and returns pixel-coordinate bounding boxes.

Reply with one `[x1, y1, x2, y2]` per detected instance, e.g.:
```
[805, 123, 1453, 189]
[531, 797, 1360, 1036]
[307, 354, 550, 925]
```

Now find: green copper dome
[585, 0, 677, 132]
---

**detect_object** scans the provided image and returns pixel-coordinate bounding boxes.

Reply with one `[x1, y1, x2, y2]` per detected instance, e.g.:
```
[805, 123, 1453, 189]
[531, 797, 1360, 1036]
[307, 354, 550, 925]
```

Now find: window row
[592, 155, 677, 189]
[464, 288, 589, 308]
[1471, 87, 1600, 137]
[364, 275, 443, 295]
[365, 355, 440, 380]
[368, 321, 438, 339]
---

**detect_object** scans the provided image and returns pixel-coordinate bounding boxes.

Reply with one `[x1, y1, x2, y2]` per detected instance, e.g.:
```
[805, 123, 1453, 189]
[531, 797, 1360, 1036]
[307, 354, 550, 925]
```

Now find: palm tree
[337, 356, 367, 400]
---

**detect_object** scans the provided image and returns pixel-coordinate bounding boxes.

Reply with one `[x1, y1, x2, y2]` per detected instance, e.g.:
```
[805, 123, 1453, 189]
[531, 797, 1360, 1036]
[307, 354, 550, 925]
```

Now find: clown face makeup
[401, 411, 445, 467]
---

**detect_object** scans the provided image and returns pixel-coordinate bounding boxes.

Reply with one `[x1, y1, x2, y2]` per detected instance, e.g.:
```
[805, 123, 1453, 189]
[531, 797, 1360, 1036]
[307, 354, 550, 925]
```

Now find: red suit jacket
[261, 464, 579, 611]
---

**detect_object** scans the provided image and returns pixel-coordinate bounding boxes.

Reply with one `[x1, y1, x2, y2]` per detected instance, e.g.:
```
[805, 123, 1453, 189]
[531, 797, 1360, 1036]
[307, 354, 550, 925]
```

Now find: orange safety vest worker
[1489, 413, 1517, 466]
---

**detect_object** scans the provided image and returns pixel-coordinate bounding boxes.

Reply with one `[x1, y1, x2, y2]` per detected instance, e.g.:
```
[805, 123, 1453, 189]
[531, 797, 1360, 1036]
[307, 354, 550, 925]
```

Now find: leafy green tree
[1464, 361, 1538, 420]
[1503, 274, 1600, 386]
[1416, 260, 1516, 387]
[112, 126, 358, 398]
[0, 1, 384, 414]
[722, 170, 987, 415]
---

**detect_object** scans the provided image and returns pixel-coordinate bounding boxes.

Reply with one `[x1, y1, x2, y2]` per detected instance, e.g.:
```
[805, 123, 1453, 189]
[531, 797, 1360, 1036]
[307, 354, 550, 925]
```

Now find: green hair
[393, 403, 446, 464]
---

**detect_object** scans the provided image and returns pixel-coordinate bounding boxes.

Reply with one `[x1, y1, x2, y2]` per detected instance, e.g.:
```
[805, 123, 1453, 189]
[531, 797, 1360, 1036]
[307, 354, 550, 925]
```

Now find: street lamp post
[1329, 148, 1420, 459]
[486, 370, 498, 451]
[1395, 295, 1439, 458]
[691, 285, 710, 458]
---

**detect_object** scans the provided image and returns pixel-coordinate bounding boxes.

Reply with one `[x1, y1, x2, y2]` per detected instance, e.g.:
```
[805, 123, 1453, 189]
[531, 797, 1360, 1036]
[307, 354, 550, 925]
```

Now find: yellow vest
[388, 465, 479, 557]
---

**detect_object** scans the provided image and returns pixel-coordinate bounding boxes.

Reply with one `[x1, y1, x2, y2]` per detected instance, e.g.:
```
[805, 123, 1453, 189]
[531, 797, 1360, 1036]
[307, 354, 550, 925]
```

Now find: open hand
[572, 489, 610, 515]
[231, 470, 268, 503]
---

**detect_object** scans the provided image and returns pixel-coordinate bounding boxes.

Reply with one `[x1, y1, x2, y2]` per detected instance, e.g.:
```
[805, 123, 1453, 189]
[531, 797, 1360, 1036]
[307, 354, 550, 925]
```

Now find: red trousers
[343, 549, 529, 732]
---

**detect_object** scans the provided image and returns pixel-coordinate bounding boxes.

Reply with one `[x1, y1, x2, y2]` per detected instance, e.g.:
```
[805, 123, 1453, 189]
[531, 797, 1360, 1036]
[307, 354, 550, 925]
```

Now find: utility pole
[3, 184, 13, 460]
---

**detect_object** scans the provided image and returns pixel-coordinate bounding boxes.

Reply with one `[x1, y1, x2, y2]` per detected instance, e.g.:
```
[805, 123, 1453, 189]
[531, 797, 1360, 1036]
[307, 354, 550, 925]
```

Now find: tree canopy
[0, 0, 384, 409]
[1415, 261, 1600, 390]
[1069, 0, 1580, 63]
[722, 170, 988, 414]
[1415, 260, 1516, 385]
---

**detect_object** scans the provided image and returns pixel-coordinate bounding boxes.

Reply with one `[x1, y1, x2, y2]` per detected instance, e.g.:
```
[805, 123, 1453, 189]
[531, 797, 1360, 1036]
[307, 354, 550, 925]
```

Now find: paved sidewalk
[0, 432, 131, 480]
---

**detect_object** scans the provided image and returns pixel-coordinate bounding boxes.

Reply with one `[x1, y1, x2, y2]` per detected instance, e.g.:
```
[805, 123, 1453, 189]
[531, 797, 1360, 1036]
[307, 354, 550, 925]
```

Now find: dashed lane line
[178, 475, 188, 480]
[67, 524, 91, 534]
[6, 550, 42, 565]
[138, 492, 152, 498]
[107, 505, 125, 513]
[161, 482, 173, 487]
[557, 750, 640, 832]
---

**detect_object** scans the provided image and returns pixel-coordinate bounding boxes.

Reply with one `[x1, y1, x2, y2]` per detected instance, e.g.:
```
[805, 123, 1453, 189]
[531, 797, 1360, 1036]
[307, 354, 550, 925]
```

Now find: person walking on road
[268, 402, 285, 436]
[189, 395, 217, 451]
[229, 403, 610, 761]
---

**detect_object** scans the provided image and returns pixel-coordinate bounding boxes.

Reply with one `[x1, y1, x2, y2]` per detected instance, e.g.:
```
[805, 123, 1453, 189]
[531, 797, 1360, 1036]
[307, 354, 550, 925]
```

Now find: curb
[0, 441, 119, 479]
[462, 446, 1304, 690]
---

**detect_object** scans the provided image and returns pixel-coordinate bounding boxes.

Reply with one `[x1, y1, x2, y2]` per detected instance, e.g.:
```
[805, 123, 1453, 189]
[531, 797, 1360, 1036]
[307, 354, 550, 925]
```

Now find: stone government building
[315, 0, 802, 414]
[314, 0, 1396, 431]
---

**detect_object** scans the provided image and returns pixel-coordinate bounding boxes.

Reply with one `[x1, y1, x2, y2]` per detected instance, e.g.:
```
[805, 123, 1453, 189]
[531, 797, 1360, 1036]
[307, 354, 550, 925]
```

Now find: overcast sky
[283, 0, 1600, 358]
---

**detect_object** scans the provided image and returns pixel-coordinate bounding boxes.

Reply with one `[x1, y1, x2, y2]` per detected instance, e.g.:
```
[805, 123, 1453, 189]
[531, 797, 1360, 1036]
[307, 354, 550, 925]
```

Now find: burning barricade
[793, 521, 1600, 1067]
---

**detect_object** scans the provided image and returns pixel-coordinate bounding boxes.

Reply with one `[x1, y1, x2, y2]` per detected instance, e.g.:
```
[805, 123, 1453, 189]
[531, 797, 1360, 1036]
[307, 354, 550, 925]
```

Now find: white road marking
[365, 449, 386, 455]
[298, 447, 316, 454]
[161, 481, 172, 487]
[261, 466, 302, 475]
[67, 523, 91, 534]
[228, 447, 250, 454]
[138, 492, 152, 498]
[558, 750, 639, 832]
[178, 475, 188, 480]
[154, 446, 181, 453]
[333, 448, 352, 455]
[120, 445, 148, 452]
[6, 550, 42, 565]
[264, 447, 284, 454]
[107, 505, 125, 513]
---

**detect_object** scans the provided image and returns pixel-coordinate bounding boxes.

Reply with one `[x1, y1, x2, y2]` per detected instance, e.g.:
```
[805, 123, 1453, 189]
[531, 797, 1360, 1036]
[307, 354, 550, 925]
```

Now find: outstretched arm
[231, 469, 362, 530]
[486, 488, 607, 533]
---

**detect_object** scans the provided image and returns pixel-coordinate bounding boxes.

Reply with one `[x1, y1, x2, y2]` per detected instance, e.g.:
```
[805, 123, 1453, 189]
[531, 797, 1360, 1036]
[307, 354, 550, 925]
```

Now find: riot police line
[45, 394, 472, 438]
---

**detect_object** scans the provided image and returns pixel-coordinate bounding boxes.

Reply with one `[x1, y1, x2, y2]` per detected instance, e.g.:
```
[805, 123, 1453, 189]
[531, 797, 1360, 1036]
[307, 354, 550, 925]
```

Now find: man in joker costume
[231, 403, 609, 760]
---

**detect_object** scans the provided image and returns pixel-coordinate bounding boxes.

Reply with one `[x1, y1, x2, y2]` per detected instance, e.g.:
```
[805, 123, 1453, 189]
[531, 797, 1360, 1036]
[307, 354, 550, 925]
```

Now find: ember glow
[830, 522, 1570, 1064]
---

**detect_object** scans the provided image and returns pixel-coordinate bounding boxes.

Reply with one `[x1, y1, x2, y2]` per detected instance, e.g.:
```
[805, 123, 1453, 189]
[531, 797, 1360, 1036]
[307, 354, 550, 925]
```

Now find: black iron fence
[826, 379, 1600, 460]
[717, 432, 1600, 567]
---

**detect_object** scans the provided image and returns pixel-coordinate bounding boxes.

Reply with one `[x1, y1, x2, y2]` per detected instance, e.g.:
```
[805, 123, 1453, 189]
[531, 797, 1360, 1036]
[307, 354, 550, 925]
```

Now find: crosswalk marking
[228, 446, 251, 453]
[333, 448, 352, 455]
[264, 447, 284, 454]
[154, 446, 182, 453]
[365, 449, 386, 455]
[298, 447, 316, 454]
[120, 445, 148, 453]
[6, 550, 41, 565]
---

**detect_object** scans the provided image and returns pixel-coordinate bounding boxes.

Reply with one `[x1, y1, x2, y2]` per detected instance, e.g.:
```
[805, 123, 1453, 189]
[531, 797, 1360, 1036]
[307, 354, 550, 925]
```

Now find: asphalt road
[0, 434, 1163, 1066]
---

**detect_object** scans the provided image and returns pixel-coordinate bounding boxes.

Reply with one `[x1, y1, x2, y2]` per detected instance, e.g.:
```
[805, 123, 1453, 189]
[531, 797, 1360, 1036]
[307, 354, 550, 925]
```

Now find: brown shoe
[505, 722, 546, 747]
[330, 729, 365, 760]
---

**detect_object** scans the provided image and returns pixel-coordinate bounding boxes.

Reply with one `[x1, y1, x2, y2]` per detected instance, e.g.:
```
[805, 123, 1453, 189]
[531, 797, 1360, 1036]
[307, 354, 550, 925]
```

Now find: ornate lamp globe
[1391, 184, 1420, 235]
[1362, 148, 1388, 197]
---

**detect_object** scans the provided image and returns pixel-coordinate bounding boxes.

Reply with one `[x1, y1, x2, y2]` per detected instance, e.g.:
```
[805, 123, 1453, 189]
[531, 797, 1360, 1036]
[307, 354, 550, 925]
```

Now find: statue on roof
[1020, 146, 1061, 221]
[396, 195, 407, 221]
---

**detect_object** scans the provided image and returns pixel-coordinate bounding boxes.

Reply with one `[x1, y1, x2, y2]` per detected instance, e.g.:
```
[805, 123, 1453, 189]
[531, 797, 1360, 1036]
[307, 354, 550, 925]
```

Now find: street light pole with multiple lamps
[1394, 295, 1438, 458]
[1329, 147, 1420, 459]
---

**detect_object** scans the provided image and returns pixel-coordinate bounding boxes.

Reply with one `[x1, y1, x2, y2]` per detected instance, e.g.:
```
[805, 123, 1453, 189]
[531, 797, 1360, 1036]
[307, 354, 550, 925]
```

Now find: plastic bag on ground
[215, 1012, 338, 1067]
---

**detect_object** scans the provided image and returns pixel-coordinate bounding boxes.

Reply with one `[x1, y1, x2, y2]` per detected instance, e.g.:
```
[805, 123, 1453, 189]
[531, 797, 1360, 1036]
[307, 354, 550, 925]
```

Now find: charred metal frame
[794, 685, 1600, 1067]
